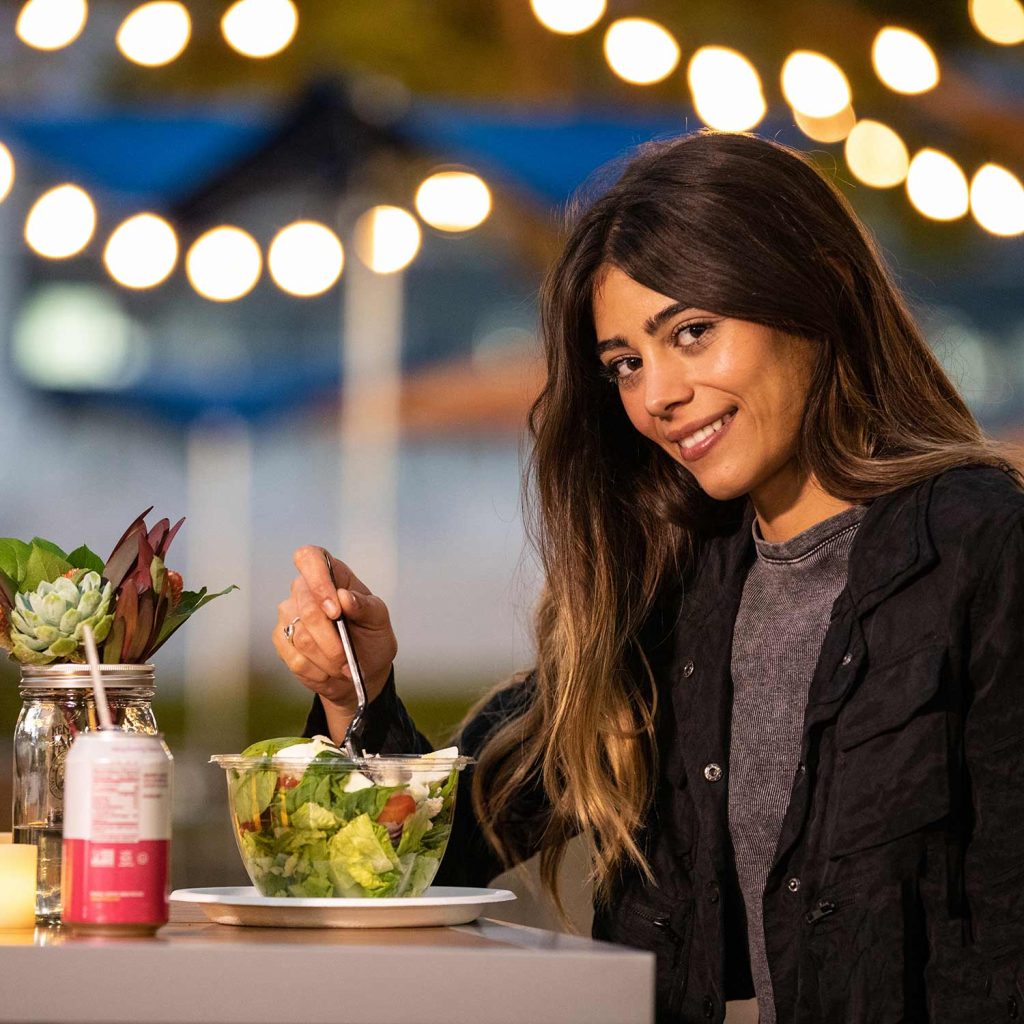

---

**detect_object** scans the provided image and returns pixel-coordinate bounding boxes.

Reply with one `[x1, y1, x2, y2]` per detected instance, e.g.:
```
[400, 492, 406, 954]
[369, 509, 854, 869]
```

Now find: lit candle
[0, 835, 38, 929]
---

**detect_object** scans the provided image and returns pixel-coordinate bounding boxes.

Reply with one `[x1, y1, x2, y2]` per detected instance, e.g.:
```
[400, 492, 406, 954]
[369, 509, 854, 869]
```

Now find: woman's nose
[643, 355, 693, 418]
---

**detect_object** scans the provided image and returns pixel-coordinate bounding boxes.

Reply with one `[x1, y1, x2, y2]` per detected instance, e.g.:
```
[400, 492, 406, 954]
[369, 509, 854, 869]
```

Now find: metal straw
[322, 548, 366, 757]
[82, 624, 114, 731]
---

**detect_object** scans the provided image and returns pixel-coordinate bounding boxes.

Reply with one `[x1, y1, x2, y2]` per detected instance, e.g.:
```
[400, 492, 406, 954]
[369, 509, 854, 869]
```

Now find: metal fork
[322, 548, 367, 758]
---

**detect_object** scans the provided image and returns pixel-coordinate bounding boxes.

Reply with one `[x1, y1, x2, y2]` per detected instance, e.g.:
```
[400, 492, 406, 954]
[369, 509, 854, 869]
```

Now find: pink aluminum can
[61, 730, 173, 934]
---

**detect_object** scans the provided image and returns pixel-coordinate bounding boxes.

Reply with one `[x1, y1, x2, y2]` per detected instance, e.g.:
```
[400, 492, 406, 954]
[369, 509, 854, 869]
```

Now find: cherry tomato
[377, 794, 416, 824]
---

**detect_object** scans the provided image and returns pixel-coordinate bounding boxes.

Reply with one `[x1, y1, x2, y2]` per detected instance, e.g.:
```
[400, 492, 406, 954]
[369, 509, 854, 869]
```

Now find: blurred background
[0, 0, 1021, 930]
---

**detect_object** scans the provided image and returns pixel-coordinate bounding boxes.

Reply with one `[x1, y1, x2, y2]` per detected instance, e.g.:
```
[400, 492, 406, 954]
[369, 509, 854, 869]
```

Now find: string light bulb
[104, 214, 178, 289]
[221, 0, 298, 59]
[186, 226, 262, 301]
[529, 0, 605, 35]
[16, 0, 87, 51]
[116, 2, 191, 67]
[268, 221, 345, 297]
[353, 206, 422, 274]
[844, 119, 910, 188]
[970, 164, 1024, 236]
[781, 51, 851, 118]
[0, 143, 15, 205]
[687, 47, 766, 131]
[25, 185, 96, 259]
[906, 149, 969, 221]
[415, 171, 492, 232]
[969, 0, 1024, 45]
[871, 27, 939, 94]
[603, 18, 680, 85]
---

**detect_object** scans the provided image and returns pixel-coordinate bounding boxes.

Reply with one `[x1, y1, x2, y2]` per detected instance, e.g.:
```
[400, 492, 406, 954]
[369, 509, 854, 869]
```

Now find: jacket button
[682, 659, 695, 678]
[707, 881, 720, 904]
[704, 763, 723, 782]
[841, 652, 852, 666]
[787, 877, 801, 893]
[796, 762, 806, 775]
[1009, 996, 1019, 1020]
[702, 996, 715, 1018]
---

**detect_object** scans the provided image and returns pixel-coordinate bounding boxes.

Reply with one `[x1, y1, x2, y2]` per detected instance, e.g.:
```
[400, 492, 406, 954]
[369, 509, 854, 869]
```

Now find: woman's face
[592, 266, 818, 503]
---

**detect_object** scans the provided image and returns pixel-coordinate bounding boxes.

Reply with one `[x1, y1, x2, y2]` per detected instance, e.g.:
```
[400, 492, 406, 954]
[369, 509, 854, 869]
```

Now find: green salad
[221, 737, 461, 899]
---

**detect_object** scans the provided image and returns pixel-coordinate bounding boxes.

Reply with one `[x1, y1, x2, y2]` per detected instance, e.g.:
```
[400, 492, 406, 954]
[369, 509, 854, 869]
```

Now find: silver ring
[282, 616, 301, 645]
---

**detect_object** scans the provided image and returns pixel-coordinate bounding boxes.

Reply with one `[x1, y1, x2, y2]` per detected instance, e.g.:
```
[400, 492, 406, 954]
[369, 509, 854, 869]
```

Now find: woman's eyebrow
[596, 301, 694, 354]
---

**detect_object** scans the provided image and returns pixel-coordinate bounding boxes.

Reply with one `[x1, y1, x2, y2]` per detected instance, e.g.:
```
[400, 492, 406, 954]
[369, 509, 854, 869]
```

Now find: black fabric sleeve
[303, 670, 549, 889]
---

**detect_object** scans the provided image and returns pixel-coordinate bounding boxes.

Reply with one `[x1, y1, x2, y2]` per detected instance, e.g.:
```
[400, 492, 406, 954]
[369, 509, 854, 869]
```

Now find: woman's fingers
[291, 577, 348, 676]
[272, 599, 352, 705]
[293, 546, 369, 619]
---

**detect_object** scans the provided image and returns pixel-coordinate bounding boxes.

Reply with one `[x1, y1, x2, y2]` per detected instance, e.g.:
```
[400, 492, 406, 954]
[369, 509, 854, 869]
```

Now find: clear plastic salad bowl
[211, 737, 472, 899]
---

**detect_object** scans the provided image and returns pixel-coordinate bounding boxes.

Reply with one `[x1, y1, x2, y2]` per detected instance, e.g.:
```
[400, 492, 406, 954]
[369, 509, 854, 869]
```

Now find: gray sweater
[728, 504, 868, 1023]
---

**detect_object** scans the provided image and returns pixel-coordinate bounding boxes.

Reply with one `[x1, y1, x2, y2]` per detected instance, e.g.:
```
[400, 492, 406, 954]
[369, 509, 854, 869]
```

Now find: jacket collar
[680, 473, 940, 629]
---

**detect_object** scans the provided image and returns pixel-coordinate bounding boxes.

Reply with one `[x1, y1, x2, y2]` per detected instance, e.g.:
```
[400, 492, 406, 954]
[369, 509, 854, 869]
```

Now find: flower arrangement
[0, 507, 236, 665]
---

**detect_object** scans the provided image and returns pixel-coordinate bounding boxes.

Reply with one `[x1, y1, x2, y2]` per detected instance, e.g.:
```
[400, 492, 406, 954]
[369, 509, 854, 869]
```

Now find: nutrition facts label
[90, 765, 142, 842]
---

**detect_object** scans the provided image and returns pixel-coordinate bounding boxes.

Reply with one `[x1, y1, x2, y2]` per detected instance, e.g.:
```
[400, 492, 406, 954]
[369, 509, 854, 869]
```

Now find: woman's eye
[675, 321, 712, 345]
[600, 356, 642, 384]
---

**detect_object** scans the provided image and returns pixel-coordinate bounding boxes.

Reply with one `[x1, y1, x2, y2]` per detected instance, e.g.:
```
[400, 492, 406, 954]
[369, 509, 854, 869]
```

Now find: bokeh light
[872, 27, 939, 94]
[781, 51, 852, 118]
[354, 206, 422, 274]
[116, 2, 191, 67]
[16, 0, 87, 51]
[221, 0, 298, 59]
[268, 221, 345, 297]
[969, 0, 1024, 44]
[104, 214, 179, 289]
[186, 226, 262, 301]
[415, 171, 492, 232]
[687, 47, 766, 131]
[844, 119, 910, 188]
[906, 149, 970, 221]
[529, 0, 605, 35]
[603, 18, 680, 85]
[0, 143, 15, 205]
[25, 185, 96, 259]
[794, 105, 856, 143]
[970, 164, 1024, 236]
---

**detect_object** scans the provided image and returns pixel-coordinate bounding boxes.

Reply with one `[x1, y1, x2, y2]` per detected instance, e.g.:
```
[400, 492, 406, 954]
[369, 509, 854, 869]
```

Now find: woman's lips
[674, 411, 735, 463]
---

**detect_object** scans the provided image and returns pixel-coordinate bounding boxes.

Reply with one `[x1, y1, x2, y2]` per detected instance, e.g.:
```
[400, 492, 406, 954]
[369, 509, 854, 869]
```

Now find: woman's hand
[272, 546, 397, 726]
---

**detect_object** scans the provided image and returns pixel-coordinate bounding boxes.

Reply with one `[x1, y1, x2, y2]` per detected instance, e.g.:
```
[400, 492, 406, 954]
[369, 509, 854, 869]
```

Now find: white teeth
[680, 413, 732, 449]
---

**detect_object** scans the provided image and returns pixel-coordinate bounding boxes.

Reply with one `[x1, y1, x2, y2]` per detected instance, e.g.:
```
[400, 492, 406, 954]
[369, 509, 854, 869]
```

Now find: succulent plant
[0, 507, 236, 665]
[8, 570, 114, 665]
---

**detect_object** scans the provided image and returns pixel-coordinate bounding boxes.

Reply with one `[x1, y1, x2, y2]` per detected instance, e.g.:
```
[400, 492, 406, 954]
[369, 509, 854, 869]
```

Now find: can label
[61, 733, 173, 929]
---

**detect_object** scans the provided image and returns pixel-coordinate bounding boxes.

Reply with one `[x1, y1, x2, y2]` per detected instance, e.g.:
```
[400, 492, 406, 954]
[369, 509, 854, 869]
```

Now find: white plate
[170, 886, 517, 929]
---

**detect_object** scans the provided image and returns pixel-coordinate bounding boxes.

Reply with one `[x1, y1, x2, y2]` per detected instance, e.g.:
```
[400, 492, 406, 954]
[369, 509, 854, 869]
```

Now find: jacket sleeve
[958, 510, 1024, 1010]
[303, 671, 549, 888]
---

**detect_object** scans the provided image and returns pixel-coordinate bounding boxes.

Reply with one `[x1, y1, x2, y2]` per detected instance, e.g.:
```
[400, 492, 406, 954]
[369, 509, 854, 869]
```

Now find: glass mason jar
[12, 664, 157, 923]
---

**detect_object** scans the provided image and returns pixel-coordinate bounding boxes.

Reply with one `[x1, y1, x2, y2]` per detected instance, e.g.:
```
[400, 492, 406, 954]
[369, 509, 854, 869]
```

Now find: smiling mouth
[678, 410, 737, 450]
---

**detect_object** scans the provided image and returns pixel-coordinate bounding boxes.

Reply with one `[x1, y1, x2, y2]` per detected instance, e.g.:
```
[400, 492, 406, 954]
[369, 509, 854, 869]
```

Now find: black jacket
[306, 465, 1024, 1022]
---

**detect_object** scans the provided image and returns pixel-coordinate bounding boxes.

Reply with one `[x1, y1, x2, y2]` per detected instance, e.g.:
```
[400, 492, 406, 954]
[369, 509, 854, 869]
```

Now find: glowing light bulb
[529, 0, 605, 34]
[104, 214, 178, 289]
[268, 221, 345, 297]
[0, 143, 15, 205]
[781, 50, 851, 119]
[186, 226, 262, 301]
[969, 0, 1024, 44]
[415, 171, 492, 232]
[354, 206, 421, 274]
[603, 18, 680, 85]
[116, 2, 190, 67]
[970, 164, 1024, 237]
[221, 0, 298, 59]
[25, 185, 96, 259]
[871, 27, 939, 95]
[794, 105, 856, 144]
[844, 119, 910, 188]
[906, 149, 969, 221]
[16, 0, 87, 51]
[687, 47, 766, 132]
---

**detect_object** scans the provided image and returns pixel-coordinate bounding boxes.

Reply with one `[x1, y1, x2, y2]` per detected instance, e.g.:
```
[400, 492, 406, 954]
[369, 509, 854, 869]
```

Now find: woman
[273, 132, 1024, 1023]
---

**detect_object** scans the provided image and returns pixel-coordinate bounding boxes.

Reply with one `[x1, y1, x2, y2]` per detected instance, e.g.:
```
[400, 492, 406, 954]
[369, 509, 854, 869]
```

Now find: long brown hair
[469, 130, 1017, 917]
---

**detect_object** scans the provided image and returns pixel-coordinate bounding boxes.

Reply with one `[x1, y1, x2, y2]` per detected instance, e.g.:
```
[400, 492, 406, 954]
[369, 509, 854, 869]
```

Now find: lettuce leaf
[328, 814, 400, 892]
[230, 768, 277, 821]
[241, 736, 309, 757]
[290, 801, 336, 831]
